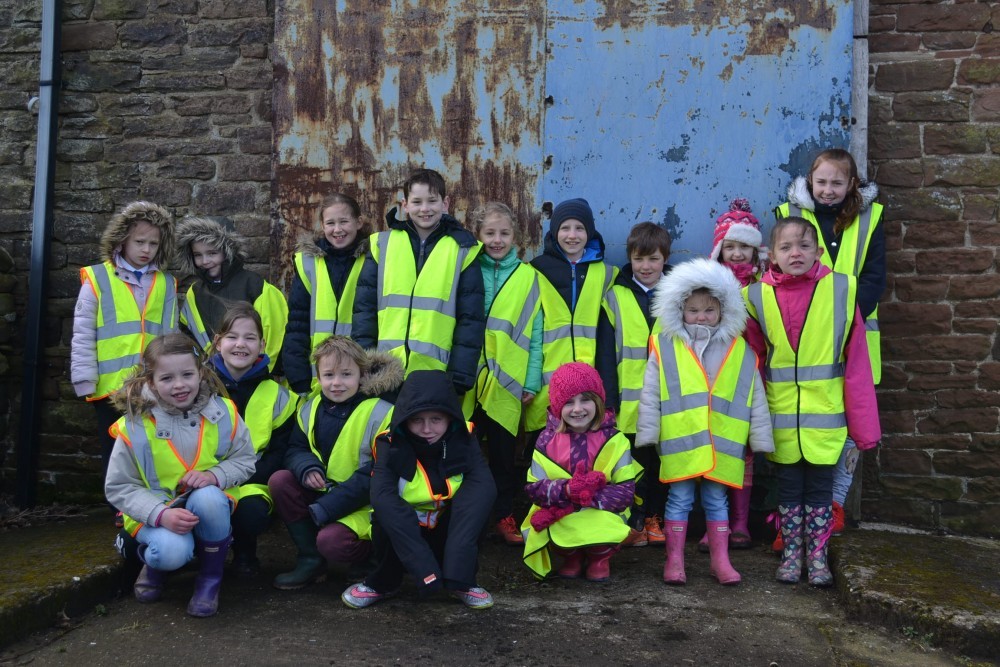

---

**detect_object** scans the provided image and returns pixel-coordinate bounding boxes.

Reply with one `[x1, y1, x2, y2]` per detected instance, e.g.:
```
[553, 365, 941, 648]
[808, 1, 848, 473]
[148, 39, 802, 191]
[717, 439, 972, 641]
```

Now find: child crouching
[522, 362, 642, 582]
[636, 259, 773, 585]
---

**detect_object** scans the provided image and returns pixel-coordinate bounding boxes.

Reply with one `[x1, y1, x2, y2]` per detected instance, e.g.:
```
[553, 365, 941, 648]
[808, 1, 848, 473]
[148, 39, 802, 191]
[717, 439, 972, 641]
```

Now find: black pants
[474, 409, 522, 520]
[366, 510, 452, 595]
[231, 495, 271, 556]
[628, 440, 668, 528]
[775, 460, 834, 506]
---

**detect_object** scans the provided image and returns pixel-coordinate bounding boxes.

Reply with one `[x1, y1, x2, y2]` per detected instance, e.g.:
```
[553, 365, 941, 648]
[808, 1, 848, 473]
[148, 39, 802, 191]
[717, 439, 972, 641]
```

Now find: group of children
[73, 149, 883, 617]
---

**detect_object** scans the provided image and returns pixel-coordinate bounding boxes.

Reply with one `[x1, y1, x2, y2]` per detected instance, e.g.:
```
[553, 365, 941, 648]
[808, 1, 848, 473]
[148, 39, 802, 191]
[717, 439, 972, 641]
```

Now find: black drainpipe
[16, 0, 61, 507]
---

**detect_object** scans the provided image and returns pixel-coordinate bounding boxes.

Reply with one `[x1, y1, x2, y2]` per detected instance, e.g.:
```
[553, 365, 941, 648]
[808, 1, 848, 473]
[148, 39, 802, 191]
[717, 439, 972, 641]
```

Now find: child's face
[191, 240, 224, 280]
[152, 353, 200, 411]
[629, 250, 666, 288]
[556, 219, 588, 262]
[478, 213, 515, 260]
[720, 240, 753, 265]
[322, 203, 362, 249]
[121, 221, 161, 269]
[683, 292, 721, 327]
[403, 183, 449, 237]
[561, 393, 597, 433]
[773, 225, 823, 276]
[216, 317, 262, 378]
[406, 410, 450, 444]
[317, 354, 361, 403]
[810, 160, 851, 207]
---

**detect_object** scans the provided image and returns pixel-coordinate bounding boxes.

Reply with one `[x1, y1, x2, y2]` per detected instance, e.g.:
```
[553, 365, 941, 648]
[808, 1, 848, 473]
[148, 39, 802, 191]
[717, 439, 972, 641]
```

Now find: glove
[529, 504, 574, 532]
[566, 468, 607, 507]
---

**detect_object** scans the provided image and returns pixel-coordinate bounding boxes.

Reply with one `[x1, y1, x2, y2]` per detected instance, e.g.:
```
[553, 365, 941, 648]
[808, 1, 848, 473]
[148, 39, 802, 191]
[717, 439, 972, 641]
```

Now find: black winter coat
[369, 370, 495, 593]
[352, 212, 485, 393]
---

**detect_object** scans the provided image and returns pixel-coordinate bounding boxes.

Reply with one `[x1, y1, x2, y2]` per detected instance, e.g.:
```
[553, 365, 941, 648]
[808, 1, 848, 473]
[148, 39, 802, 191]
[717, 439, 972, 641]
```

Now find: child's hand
[180, 470, 218, 489]
[303, 471, 327, 491]
[160, 508, 199, 534]
[521, 391, 535, 405]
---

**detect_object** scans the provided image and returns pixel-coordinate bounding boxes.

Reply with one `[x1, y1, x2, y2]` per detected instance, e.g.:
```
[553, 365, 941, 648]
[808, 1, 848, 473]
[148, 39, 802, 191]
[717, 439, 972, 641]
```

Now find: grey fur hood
[174, 216, 247, 277]
[360, 349, 405, 399]
[787, 176, 879, 212]
[100, 201, 174, 266]
[294, 233, 370, 260]
[651, 258, 747, 344]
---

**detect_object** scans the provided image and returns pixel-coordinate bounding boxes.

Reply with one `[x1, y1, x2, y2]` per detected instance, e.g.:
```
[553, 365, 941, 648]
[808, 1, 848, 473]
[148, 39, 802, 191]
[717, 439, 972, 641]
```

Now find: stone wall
[0, 0, 274, 502]
[1, 1, 998, 535]
[867, 1, 1000, 535]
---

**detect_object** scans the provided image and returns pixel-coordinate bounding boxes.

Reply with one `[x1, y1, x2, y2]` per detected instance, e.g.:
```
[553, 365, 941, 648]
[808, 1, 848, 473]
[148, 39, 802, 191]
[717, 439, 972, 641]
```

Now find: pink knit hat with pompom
[548, 362, 605, 417]
[710, 198, 762, 261]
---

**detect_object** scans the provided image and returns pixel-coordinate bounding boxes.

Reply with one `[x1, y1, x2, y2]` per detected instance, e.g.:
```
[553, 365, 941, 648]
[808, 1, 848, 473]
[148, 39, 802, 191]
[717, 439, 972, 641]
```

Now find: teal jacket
[478, 248, 543, 395]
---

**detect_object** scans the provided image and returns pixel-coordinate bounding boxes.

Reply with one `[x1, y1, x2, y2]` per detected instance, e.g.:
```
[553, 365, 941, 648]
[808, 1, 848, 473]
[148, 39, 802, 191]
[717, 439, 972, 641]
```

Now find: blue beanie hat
[550, 198, 596, 241]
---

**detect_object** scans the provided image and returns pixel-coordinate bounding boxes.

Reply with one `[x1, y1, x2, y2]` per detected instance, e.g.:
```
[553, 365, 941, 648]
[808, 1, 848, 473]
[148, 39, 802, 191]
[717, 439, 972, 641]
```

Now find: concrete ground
[1, 510, 997, 666]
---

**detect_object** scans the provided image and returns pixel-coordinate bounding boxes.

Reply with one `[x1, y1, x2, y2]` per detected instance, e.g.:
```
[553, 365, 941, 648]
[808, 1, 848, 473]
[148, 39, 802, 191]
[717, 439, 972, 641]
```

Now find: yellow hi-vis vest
[298, 394, 394, 539]
[110, 396, 240, 536]
[228, 379, 296, 508]
[293, 251, 363, 382]
[463, 263, 541, 435]
[777, 201, 883, 384]
[744, 272, 856, 465]
[520, 430, 640, 579]
[370, 230, 479, 375]
[649, 335, 757, 488]
[179, 281, 288, 373]
[397, 460, 465, 529]
[525, 263, 617, 431]
[81, 261, 178, 400]
[602, 285, 654, 434]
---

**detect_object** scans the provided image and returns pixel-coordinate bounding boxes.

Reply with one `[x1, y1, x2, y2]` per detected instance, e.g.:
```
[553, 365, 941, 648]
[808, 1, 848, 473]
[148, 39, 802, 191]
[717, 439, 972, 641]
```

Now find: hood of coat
[174, 216, 247, 278]
[100, 201, 175, 267]
[389, 370, 465, 432]
[651, 258, 746, 344]
[360, 350, 405, 400]
[294, 233, 370, 260]
[787, 175, 879, 213]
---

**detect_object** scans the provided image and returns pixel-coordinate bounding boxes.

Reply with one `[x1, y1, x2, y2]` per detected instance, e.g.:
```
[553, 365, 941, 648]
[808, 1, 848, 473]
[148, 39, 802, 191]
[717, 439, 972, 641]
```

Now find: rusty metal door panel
[542, 0, 854, 264]
[272, 0, 547, 286]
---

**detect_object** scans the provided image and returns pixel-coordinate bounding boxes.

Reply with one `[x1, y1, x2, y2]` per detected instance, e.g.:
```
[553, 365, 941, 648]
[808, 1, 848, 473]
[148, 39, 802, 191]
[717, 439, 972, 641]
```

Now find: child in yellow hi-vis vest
[636, 259, 773, 586]
[522, 362, 642, 582]
[73, 201, 178, 515]
[104, 333, 255, 617]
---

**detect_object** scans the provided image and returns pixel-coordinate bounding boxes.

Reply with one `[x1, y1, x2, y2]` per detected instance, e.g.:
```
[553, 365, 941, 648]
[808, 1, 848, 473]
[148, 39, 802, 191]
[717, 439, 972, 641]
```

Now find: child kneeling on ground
[341, 370, 496, 609]
[521, 362, 642, 582]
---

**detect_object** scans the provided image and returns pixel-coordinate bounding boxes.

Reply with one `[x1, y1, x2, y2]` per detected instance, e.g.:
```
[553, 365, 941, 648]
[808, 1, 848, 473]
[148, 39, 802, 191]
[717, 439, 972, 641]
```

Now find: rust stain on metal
[272, 0, 545, 286]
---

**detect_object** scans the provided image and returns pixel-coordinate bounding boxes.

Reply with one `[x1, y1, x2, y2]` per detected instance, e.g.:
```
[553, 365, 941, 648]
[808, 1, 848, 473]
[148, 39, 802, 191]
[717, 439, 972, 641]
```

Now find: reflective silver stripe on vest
[610, 448, 633, 476]
[510, 280, 540, 350]
[831, 272, 850, 363]
[92, 266, 141, 338]
[766, 363, 845, 383]
[487, 360, 525, 397]
[378, 338, 405, 353]
[865, 317, 879, 332]
[409, 340, 449, 364]
[572, 324, 598, 339]
[772, 413, 847, 429]
[852, 208, 873, 276]
[787, 204, 801, 217]
[398, 478, 442, 528]
[360, 400, 392, 468]
[745, 283, 773, 370]
[179, 300, 211, 349]
[303, 256, 339, 339]
[159, 280, 177, 332]
[711, 434, 747, 459]
[97, 354, 141, 375]
[658, 342, 710, 412]
[530, 459, 547, 481]
[620, 387, 644, 403]
[543, 324, 573, 345]
[658, 430, 710, 456]
[123, 418, 168, 499]
[375, 232, 391, 311]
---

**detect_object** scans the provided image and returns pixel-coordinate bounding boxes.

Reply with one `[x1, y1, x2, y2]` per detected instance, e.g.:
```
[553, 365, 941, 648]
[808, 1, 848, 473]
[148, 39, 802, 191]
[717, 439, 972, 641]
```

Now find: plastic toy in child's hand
[529, 504, 574, 531]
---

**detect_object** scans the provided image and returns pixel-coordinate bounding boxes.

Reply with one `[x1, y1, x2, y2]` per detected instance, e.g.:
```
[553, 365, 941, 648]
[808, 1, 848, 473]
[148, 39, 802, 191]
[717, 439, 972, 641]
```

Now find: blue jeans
[831, 438, 857, 506]
[136, 486, 232, 572]
[664, 478, 729, 522]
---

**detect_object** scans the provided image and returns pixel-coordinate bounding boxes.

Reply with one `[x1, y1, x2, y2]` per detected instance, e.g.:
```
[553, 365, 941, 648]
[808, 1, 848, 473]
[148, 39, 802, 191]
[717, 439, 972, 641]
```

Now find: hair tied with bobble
[730, 198, 752, 213]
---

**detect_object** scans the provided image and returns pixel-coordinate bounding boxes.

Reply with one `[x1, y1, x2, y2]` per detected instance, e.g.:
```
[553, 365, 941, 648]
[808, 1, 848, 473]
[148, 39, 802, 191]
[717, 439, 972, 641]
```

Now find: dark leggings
[775, 460, 835, 506]
[231, 495, 271, 556]
[365, 511, 451, 595]
[474, 409, 522, 520]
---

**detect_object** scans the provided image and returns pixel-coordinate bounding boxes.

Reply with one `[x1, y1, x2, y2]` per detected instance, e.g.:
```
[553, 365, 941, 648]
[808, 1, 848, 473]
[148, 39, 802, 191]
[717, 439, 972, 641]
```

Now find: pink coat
[744, 262, 881, 449]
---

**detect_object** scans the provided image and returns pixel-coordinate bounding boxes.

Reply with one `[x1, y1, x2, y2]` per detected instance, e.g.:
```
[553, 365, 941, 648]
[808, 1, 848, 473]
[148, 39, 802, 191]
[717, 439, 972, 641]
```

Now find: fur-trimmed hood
[294, 233, 370, 260]
[787, 176, 879, 213]
[174, 216, 247, 277]
[360, 349, 405, 400]
[651, 258, 747, 344]
[100, 201, 174, 266]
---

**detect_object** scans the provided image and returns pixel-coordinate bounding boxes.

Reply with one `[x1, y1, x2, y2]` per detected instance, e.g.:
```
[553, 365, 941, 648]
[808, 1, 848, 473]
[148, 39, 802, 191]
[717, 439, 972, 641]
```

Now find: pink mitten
[567, 469, 607, 506]
[530, 504, 574, 532]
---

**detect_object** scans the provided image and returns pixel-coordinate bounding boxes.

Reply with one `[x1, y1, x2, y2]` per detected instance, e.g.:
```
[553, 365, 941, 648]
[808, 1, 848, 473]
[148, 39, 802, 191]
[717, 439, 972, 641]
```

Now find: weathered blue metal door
[542, 1, 854, 263]
[272, 0, 854, 272]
